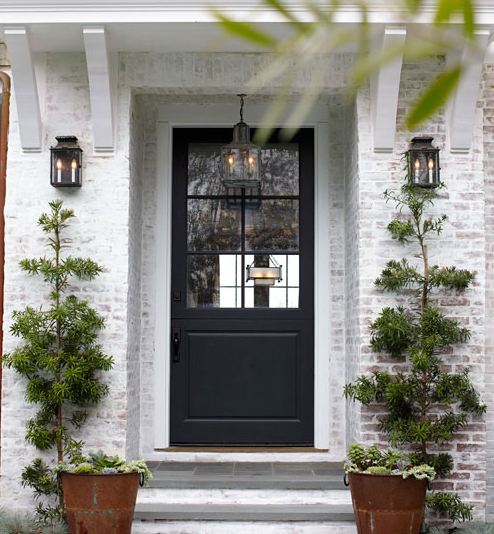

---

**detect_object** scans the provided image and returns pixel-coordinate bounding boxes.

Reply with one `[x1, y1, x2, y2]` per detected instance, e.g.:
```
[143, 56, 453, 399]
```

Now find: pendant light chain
[238, 93, 246, 122]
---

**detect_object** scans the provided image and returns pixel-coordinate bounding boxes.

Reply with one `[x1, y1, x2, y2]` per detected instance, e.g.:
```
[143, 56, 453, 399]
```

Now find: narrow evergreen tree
[344, 181, 485, 523]
[3, 200, 114, 520]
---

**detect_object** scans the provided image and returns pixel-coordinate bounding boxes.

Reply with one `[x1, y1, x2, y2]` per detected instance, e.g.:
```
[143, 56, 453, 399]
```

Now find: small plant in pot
[3, 201, 150, 533]
[55, 449, 152, 534]
[344, 443, 435, 534]
[344, 175, 485, 530]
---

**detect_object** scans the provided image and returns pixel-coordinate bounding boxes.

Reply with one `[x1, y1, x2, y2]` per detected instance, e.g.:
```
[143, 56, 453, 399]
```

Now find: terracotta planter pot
[348, 472, 427, 534]
[61, 471, 139, 534]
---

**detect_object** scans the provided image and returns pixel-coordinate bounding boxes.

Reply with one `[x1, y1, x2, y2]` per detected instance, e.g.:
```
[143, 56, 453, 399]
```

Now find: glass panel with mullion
[187, 199, 241, 251]
[260, 144, 299, 196]
[244, 254, 299, 309]
[187, 143, 223, 196]
[187, 254, 242, 308]
[245, 199, 299, 251]
[187, 142, 299, 197]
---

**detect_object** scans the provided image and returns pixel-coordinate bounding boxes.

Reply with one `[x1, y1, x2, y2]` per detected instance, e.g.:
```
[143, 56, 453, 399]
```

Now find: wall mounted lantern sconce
[50, 136, 82, 188]
[222, 94, 261, 191]
[246, 256, 283, 286]
[407, 136, 440, 188]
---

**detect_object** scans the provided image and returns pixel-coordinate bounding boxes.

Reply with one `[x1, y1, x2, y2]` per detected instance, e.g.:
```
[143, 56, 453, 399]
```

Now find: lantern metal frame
[407, 136, 440, 189]
[50, 136, 83, 188]
[246, 256, 283, 286]
[222, 94, 261, 191]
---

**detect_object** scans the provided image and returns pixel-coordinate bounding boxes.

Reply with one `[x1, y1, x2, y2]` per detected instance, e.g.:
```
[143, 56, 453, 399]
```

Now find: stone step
[148, 461, 346, 490]
[137, 488, 351, 506]
[133, 520, 357, 534]
[134, 503, 355, 522]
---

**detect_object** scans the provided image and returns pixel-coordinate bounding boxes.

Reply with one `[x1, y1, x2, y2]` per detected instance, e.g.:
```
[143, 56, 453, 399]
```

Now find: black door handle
[172, 328, 181, 363]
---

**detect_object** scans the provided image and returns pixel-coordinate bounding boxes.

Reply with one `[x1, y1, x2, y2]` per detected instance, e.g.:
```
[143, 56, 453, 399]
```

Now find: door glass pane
[187, 254, 242, 308]
[188, 143, 223, 196]
[187, 199, 241, 251]
[260, 144, 299, 195]
[245, 200, 299, 251]
[244, 254, 299, 309]
[185, 138, 302, 309]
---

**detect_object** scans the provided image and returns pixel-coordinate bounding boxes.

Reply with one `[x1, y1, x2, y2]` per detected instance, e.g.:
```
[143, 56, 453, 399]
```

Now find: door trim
[153, 102, 330, 449]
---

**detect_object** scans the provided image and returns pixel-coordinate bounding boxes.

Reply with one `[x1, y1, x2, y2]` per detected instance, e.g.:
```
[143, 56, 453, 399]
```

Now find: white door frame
[153, 102, 331, 450]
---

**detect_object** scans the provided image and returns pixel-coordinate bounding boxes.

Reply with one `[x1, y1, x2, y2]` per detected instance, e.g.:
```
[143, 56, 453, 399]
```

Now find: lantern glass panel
[222, 143, 261, 189]
[50, 137, 82, 188]
[407, 136, 440, 188]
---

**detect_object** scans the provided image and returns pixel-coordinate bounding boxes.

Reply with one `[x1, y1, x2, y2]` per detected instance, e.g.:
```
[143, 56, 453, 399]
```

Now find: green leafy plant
[54, 450, 152, 485]
[427, 523, 494, 534]
[0, 507, 68, 534]
[344, 181, 485, 524]
[215, 0, 478, 136]
[345, 443, 435, 482]
[3, 200, 114, 521]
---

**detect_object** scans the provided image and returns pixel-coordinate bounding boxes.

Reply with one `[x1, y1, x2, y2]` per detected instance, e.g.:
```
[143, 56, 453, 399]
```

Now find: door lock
[172, 327, 181, 363]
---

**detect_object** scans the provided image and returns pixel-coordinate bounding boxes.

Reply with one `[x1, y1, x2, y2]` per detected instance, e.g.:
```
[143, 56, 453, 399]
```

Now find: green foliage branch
[215, 0, 478, 136]
[54, 450, 153, 485]
[345, 443, 436, 481]
[344, 181, 485, 524]
[3, 200, 114, 521]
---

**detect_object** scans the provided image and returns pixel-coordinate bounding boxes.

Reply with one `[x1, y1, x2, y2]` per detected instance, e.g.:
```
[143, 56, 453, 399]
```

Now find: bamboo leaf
[434, 0, 474, 38]
[434, 0, 455, 25]
[406, 65, 462, 129]
[263, 0, 308, 30]
[403, 0, 422, 13]
[461, 0, 475, 39]
[213, 13, 276, 48]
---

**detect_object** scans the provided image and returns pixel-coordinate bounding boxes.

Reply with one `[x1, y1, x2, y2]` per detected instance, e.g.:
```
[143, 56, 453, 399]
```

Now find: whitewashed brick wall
[126, 93, 144, 460]
[1, 52, 133, 507]
[344, 101, 361, 445]
[483, 63, 494, 521]
[353, 57, 487, 520]
[0, 49, 492, 521]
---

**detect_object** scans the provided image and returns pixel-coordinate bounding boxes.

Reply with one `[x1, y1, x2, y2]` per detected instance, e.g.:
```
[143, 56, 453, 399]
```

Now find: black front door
[170, 128, 314, 445]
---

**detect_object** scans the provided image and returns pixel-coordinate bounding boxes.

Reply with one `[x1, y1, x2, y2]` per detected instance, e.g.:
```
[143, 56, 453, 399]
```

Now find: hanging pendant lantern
[222, 94, 261, 190]
[246, 256, 283, 286]
[407, 136, 440, 189]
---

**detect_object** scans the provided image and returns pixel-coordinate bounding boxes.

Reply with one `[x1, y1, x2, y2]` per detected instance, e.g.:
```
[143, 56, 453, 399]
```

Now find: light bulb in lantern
[71, 159, 77, 183]
[428, 158, 434, 183]
[414, 159, 420, 181]
[247, 154, 255, 174]
[228, 154, 235, 168]
[56, 159, 62, 183]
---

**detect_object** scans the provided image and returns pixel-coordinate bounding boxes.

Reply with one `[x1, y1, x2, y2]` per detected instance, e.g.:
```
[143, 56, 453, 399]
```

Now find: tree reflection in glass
[186, 141, 301, 309]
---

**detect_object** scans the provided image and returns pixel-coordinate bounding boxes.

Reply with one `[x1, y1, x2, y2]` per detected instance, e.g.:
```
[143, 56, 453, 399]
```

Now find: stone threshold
[147, 461, 346, 490]
[157, 447, 329, 453]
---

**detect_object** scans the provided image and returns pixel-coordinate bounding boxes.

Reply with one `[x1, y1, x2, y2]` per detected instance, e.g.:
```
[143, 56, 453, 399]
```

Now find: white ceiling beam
[3, 27, 42, 152]
[83, 26, 114, 152]
[2, 2, 494, 25]
[371, 26, 406, 153]
[448, 30, 490, 153]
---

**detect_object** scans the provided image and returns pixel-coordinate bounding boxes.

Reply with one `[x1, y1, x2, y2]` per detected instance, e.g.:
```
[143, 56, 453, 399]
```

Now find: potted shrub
[344, 443, 435, 534]
[55, 451, 152, 534]
[3, 201, 150, 532]
[344, 178, 485, 528]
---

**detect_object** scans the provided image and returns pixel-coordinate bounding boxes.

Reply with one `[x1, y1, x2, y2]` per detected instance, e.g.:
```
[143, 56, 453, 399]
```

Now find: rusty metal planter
[348, 472, 427, 534]
[61, 471, 139, 534]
